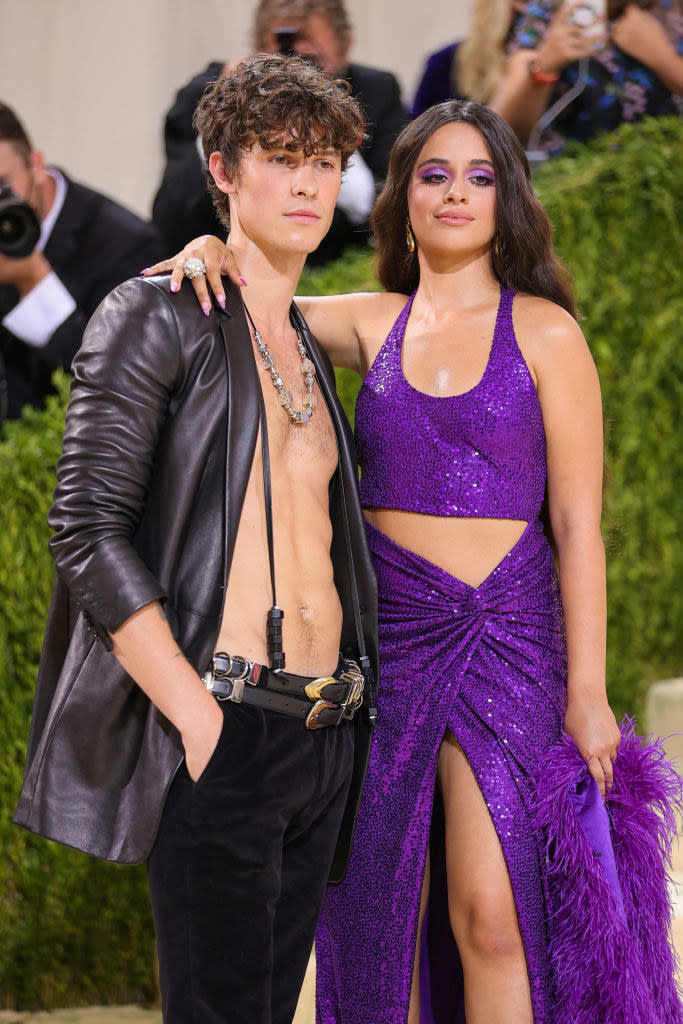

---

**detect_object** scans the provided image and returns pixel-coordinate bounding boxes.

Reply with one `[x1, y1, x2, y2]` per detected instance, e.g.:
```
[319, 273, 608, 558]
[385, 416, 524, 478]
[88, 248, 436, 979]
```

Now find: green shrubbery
[0, 117, 680, 1007]
[0, 376, 156, 1007]
[534, 118, 682, 716]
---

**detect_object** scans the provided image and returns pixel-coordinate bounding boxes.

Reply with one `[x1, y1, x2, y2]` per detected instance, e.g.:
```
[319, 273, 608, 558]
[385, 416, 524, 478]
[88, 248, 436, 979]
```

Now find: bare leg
[406, 848, 431, 1024]
[438, 732, 533, 1024]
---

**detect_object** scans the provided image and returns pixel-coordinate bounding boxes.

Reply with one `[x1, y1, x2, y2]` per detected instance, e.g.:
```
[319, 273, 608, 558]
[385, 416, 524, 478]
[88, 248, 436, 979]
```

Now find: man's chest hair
[259, 366, 338, 473]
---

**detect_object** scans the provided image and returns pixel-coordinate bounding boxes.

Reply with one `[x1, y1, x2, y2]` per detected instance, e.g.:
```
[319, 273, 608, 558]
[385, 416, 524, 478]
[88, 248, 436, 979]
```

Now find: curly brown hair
[194, 54, 364, 228]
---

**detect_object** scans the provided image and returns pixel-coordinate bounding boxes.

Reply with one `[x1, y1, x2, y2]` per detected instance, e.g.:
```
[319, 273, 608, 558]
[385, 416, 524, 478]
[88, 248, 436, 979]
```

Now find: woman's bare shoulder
[355, 290, 407, 327]
[512, 293, 598, 395]
[513, 293, 586, 357]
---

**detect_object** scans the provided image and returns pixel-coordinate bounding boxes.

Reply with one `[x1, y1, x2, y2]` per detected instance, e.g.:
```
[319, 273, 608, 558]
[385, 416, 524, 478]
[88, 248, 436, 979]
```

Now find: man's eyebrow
[264, 141, 340, 155]
[415, 157, 495, 169]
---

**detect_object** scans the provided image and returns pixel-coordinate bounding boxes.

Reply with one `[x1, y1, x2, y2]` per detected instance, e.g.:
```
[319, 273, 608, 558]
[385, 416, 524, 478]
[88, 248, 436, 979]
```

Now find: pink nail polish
[202, 303, 211, 316]
[170, 281, 179, 293]
[239, 277, 247, 287]
[217, 294, 226, 310]
[140, 268, 148, 275]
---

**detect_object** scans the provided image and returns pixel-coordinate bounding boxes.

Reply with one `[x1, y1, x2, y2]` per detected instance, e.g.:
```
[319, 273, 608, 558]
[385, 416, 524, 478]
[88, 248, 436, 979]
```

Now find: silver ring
[183, 257, 207, 280]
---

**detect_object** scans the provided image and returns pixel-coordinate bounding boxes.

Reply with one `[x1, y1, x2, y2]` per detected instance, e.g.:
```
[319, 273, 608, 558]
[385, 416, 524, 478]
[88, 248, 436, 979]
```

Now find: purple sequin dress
[316, 287, 567, 1023]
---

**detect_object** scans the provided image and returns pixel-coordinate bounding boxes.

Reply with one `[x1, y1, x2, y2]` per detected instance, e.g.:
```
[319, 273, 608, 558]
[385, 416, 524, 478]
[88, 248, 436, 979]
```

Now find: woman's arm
[142, 237, 401, 375]
[611, 5, 683, 94]
[516, 296, 620, 795]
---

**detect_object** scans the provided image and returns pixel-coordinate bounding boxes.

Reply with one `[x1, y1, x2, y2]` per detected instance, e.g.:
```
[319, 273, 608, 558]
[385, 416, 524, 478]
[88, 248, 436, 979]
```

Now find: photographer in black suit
[153, 0, 408, 265]
[0, 103, 163, 420]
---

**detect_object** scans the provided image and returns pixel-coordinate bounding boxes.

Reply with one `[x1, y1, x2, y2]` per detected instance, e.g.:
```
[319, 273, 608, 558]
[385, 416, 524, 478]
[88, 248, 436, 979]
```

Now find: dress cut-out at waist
[363, 508, 530, 590]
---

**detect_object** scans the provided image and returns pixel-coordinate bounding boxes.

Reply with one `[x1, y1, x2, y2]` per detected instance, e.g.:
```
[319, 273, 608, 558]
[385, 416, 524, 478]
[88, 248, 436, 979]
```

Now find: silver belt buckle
[338, 660, 365, 719]
[214, 653, 253, 681]
[202, 652, 255, 703]
[202, 670, 246, 703]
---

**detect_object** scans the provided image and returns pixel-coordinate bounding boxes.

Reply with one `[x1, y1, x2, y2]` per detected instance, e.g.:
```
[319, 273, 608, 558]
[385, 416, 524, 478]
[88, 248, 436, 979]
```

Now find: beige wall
[0, 0, 473, 219]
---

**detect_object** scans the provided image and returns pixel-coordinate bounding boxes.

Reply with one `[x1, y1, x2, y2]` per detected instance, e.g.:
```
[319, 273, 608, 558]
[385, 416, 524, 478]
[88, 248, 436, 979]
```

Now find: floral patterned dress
[510, 0, 683, 154]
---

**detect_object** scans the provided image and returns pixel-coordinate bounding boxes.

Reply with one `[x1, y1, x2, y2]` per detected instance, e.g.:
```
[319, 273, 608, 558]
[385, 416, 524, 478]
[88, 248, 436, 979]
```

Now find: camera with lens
[0, 185, 41, 259]
[273, 26, 301, 56]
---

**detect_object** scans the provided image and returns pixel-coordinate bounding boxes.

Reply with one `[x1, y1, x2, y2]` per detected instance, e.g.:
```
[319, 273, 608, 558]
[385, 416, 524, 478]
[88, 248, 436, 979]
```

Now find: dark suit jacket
[152, 61, 409, 262]
[13, 276, 378, 872]
[0, 173, 164, 418]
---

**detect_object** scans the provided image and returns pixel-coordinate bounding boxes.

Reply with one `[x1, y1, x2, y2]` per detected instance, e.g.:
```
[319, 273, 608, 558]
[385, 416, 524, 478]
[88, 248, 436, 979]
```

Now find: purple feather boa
[536, 718, 683, 1023]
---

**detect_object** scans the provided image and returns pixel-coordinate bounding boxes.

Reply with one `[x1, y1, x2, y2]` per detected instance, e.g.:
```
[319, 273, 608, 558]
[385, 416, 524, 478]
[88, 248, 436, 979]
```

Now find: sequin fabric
[316, 286, 567, 1022]
[316, 520, 567, 1023]
[354, 286, 547, 521]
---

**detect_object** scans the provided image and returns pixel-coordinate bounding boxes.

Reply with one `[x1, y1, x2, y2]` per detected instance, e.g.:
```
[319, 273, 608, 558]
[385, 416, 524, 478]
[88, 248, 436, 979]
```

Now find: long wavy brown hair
[371, 100, 575, 318]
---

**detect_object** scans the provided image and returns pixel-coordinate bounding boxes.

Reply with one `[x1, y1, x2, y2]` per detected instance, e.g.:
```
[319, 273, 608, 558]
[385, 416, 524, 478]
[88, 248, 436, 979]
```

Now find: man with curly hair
[153, 0, 408, 264]
[15, 55, 378, 1023]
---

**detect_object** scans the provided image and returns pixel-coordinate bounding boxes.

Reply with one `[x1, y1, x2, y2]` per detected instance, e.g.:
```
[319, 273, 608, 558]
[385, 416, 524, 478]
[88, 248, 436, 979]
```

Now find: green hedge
[534, 118, 682, 717]
[0, 117, 680, 1007]
[0, 376, 156, 1008]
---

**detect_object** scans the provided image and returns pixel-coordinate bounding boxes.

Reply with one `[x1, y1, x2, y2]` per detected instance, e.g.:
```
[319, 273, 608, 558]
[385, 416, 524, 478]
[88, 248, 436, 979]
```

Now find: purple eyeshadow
[419, 166, 449, 180]
[465, 166, 496, 182]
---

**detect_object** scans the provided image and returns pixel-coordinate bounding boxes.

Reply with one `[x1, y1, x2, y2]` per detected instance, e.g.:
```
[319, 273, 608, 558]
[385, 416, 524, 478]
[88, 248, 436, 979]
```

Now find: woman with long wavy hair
[143, 100, 680, 1023]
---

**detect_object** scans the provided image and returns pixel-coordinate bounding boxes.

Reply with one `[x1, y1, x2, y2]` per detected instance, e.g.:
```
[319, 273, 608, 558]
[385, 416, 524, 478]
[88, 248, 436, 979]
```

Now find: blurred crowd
[1, 0, 681, 420]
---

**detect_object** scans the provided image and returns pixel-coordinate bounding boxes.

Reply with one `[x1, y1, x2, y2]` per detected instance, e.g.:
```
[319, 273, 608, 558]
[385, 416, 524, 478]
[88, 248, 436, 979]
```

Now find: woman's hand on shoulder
[142, 235, 243, 315]
[563, 696, 621, 799]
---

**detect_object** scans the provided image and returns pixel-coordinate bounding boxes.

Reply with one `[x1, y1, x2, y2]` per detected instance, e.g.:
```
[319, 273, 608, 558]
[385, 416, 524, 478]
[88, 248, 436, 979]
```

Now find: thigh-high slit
[316, 517, 566, 1024]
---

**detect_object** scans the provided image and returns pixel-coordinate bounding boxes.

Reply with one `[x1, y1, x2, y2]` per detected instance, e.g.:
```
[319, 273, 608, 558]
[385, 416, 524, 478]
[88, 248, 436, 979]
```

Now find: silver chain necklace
[243, 302, 317, 424]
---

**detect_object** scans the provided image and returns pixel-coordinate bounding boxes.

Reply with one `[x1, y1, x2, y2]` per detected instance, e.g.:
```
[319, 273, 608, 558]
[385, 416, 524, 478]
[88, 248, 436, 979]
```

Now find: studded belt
[202, 652, 364, 729]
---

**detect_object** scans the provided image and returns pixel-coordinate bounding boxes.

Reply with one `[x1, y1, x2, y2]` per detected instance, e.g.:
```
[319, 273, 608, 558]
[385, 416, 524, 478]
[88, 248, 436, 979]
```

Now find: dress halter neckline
[396, 285, 514, 402]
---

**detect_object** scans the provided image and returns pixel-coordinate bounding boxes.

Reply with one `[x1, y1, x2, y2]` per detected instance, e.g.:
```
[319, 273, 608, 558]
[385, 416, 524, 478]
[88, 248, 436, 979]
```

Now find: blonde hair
[456, 0, 513, 104]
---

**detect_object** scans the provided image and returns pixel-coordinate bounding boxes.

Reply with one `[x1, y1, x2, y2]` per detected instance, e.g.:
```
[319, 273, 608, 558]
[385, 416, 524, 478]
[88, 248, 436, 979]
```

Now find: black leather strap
[262, 671, 353, 705]
[334, 458, 376, 721]
[257, 384, 277, 613]
[252, 326, 285, 671]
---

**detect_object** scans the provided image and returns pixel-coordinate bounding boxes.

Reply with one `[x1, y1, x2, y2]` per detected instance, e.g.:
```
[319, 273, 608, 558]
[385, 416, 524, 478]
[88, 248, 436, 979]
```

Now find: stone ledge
[647, 677, 683, 873]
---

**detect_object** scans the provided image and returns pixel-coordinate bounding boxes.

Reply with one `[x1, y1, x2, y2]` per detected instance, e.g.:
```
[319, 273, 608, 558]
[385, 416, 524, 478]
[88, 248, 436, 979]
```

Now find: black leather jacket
[14, 277, 378, 866]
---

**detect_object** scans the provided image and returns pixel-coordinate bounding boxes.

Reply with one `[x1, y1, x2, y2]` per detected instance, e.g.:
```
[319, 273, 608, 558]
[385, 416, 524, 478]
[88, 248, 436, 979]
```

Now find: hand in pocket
[184, 702, 225, 783]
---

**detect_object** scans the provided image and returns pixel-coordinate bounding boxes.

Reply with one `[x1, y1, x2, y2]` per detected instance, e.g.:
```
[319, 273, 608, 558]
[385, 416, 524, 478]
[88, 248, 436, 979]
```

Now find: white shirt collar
[38, 168, 67, 251]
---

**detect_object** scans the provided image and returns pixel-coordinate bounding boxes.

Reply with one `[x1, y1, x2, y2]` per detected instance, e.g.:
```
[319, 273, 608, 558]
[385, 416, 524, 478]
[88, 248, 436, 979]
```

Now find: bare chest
[257, 351, 338, 484]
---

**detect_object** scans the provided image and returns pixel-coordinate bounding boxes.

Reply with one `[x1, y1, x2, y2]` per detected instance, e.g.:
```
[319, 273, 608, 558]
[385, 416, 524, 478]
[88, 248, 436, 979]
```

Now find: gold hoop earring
[493, 236, 501, 260]
[406, 219, 416, 253]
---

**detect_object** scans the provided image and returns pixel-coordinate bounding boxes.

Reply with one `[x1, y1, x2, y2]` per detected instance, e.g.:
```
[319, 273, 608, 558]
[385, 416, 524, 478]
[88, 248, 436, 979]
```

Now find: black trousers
[147, 699, 353, 1024]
